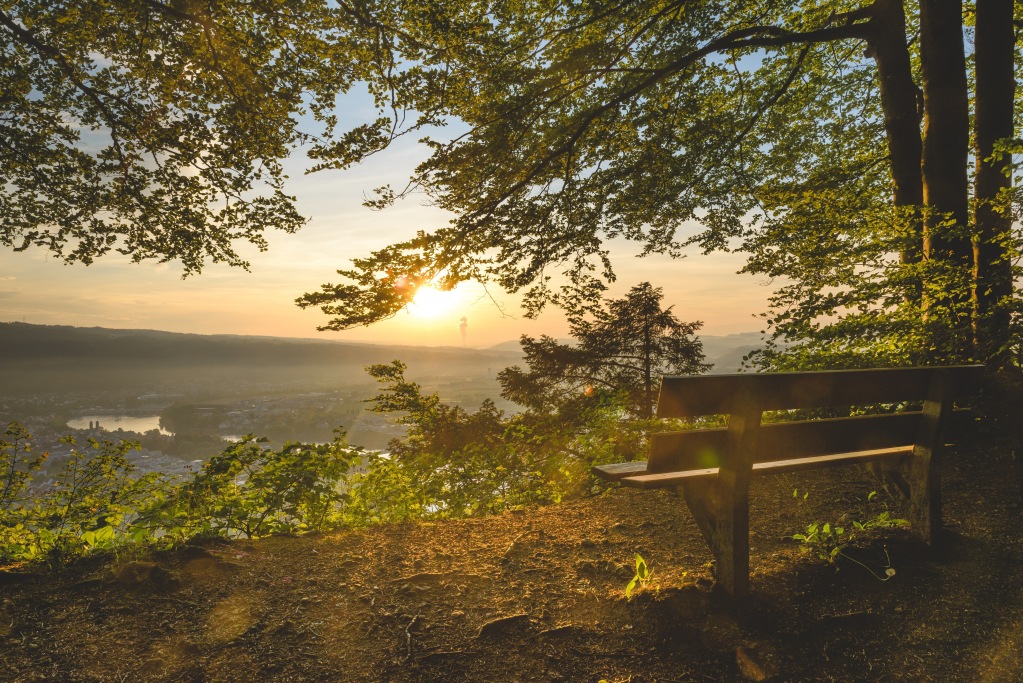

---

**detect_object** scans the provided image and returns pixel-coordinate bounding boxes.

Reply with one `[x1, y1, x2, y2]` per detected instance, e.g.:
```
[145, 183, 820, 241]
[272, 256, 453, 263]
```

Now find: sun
[409, 285, 463, 319]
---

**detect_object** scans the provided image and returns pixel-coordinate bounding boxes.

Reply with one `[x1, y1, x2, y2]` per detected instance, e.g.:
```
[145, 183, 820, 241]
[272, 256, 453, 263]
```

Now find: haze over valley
[1, 322, 763, 479]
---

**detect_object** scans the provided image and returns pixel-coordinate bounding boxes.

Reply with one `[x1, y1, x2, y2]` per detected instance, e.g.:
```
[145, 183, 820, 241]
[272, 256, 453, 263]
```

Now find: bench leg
[715, 486, 750, 598]
[907, 456, 943, 545]
[908, 371, 952, 546]
[682, 480, 750, 597]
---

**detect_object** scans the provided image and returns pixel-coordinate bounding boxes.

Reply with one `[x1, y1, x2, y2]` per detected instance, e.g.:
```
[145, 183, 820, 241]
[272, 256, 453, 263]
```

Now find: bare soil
[3, 444, 1023, 682]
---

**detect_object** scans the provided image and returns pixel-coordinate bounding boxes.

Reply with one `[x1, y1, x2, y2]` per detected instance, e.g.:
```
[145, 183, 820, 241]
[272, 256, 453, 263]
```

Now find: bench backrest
[656, 367, 984, 417]
[648, 366, 984, 474]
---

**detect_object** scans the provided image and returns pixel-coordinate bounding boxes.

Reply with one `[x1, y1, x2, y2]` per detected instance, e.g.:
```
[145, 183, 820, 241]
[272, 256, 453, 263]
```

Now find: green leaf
[635, 553, 648, 579]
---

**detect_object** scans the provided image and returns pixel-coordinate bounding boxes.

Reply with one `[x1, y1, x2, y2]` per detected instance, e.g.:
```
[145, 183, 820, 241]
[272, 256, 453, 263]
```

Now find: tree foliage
[0, 0, 416, 272]
[295, 0, 1020, 367]
[359, 351, 676, 519]
[499, 282, 707, 418]
[158, 433, 361, 539]
[8, 2, 1018, 364]
[0, 422, 368, 562]
[1, 427, 163, 562]
[363, 360, 566, 516]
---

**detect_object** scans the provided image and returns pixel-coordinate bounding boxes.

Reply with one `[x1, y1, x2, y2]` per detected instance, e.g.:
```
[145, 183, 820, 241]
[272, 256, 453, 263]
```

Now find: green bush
[149, 432, 363, 540]
[1, 425, 163, 563]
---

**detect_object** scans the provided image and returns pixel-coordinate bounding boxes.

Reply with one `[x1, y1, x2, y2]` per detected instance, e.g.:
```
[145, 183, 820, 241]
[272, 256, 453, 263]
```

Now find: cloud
[0, 276, 15, 281]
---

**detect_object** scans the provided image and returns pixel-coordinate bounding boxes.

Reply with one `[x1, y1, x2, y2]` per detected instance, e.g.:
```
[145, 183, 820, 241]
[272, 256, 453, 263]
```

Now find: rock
[475, 613, 532, 639]
[206, 594, 258, 644]
[71, 577, 106, 591]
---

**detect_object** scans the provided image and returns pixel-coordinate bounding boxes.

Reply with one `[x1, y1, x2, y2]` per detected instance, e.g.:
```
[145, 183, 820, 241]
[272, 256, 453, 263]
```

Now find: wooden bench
[593, 365, 984, 597]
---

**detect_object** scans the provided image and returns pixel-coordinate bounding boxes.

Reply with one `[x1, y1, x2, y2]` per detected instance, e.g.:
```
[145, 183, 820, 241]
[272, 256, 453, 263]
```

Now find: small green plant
[792, 520, 847, 564]
[790, 490, 907, 580]
[625, 553, 650, 599]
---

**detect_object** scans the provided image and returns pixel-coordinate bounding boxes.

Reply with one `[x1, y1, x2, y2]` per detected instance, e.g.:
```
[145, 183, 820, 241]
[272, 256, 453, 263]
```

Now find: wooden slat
[621, 467, 718, 489]
[647, 409, 974, 473]
[752, 446, 912, 475]
[649, 412, 914, 472]
[591, 461, 647, 481]
[656, 365, 984, 418]
[621, 446, 913, 490]
[597, 410, 974, 478]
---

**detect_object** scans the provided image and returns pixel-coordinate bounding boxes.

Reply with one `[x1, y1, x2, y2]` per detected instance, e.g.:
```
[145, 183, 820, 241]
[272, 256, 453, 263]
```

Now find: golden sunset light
[3, 3, 1020, 681]
[408, 284, 465, 320]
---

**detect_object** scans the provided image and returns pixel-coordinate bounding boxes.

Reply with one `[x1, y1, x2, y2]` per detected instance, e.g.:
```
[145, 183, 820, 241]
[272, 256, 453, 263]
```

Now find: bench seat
[595, 445, 914, 489]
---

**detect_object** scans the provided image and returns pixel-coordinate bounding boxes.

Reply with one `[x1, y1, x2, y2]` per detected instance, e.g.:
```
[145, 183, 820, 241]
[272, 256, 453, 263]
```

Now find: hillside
[0, 323, 764, 398]
[0, 323, 524, 396]
[3, 441, 1021, 682]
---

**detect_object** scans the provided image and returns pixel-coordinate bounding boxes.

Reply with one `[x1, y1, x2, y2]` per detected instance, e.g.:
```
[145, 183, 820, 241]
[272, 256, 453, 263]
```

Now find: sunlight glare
[409, 285, 464, 319]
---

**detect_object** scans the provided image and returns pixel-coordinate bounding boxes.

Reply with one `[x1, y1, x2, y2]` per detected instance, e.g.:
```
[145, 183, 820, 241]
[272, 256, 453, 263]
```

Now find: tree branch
[462, 18, 872, 226]
[0, 8, 129, 165]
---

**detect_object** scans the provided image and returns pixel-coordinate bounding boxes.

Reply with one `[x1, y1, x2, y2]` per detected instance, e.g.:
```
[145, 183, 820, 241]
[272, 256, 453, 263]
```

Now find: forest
[3, 1, 1023, 681]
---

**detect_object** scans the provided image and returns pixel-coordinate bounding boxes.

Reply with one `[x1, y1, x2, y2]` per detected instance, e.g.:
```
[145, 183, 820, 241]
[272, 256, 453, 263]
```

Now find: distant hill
[0, 323, 770, 397]
[0, 323, 524, 396]
[0, 322, 519, 365]
[700, 332, 770, 374]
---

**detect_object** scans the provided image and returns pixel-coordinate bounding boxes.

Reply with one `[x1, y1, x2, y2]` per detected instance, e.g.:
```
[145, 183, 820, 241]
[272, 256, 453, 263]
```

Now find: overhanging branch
[463, 15, 873, 226]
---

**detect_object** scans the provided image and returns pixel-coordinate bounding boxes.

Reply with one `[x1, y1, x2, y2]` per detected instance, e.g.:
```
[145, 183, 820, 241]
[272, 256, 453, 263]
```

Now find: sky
[0, 116, 776, 349]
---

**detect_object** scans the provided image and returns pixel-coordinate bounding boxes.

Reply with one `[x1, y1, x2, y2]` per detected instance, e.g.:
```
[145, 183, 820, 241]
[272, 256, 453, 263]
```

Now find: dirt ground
[2, 442, 1023, 682]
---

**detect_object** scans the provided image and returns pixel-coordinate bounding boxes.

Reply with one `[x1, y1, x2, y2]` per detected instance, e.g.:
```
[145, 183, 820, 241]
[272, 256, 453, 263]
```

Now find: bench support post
[684, 383, 761, 597]
[908, 369, 952, 545]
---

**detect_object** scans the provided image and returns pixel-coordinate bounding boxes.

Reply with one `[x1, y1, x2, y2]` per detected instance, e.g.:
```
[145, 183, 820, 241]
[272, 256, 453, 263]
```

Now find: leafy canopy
[297, 0, 881, 324]
[296, 1, 1021, 368]
[0, 0, 428, 272]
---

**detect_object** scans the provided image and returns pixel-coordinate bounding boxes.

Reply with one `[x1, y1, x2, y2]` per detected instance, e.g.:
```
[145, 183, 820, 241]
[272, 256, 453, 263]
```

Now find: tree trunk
[973, 0, 1015, 366]
[918, 0, 973, 358]
[866, 0, 923, 279]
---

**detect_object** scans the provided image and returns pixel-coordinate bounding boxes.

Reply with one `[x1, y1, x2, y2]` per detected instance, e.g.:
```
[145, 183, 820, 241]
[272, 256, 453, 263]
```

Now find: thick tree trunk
[866, 0, 923, 276]
[973, 0, 1015, 366]
[918, 0, 973, 358]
